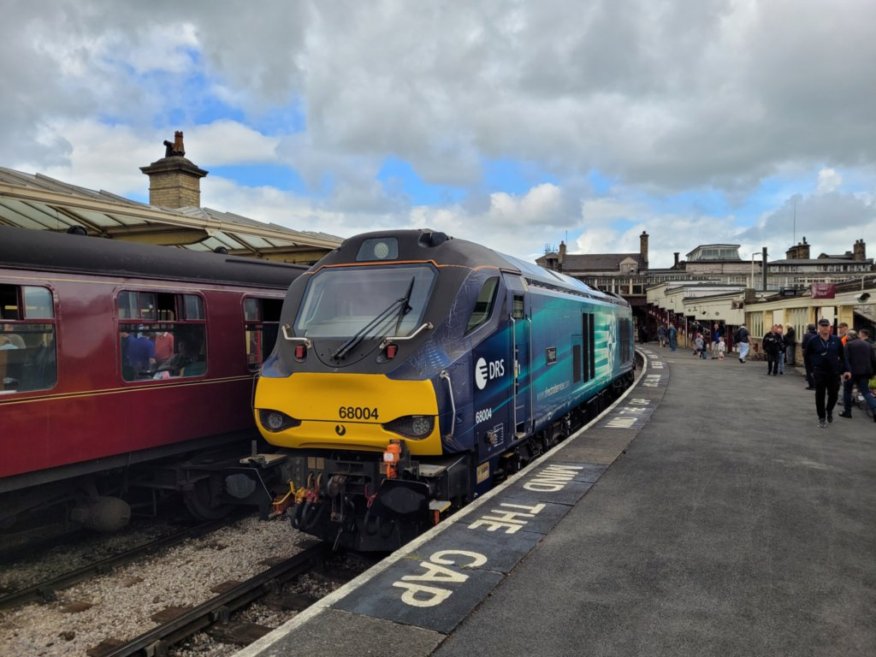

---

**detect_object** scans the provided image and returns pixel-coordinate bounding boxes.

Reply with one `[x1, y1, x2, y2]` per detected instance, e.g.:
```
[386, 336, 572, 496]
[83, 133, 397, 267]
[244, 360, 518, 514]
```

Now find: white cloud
[816, 168, 842, 194]
[187, 121, 280, 166]
[487, 184, 565, 226]
[2, 0, 876, 265]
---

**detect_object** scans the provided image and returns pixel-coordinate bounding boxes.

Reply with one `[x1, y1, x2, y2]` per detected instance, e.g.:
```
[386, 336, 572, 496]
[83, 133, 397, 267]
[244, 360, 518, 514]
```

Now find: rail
[0, 515, 244, 610]
[100, 541, 330, 657]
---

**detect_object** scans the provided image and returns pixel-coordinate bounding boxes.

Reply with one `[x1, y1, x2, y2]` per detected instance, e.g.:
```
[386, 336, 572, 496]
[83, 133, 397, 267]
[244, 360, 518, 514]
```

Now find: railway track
[0, 515, 244, 611]
[92, 541, 333, 657]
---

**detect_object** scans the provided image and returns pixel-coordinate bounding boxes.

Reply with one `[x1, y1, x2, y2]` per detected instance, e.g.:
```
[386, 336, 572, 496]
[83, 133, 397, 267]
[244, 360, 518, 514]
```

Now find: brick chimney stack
[639, 231, 649, 270]
[853, 239, 866, 261]
[786, 236, 810, 260]
[140, 131, 208, 208]
[558, 241, 566, 271]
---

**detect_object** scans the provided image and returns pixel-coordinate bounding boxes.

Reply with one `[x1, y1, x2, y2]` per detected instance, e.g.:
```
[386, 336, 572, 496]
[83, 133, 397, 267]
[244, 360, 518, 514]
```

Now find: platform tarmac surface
[236, 346, 876, 657]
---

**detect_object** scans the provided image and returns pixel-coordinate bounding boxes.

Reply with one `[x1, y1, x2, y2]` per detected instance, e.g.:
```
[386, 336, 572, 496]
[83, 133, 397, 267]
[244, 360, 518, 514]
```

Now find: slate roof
[0, 167, 342, 263]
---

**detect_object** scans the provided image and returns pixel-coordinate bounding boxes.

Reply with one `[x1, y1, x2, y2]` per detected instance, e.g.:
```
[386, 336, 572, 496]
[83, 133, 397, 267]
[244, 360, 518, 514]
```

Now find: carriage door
[505, 276, 531, 437]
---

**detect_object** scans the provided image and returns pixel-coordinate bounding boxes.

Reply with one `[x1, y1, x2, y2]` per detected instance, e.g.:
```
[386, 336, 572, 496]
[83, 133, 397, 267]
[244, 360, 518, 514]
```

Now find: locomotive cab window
[466, 276, 499, 334]
[294, 265, 436, 339]
[0, 284, 57, 394]
[118, 291, 207, 382]
[244, 297, 283, 371]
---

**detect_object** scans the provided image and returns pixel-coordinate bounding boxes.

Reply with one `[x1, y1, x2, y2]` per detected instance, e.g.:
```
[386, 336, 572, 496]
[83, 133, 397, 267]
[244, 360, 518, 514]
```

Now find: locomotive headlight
[259, 409, 301, 432]
[383, 415, 434, 439]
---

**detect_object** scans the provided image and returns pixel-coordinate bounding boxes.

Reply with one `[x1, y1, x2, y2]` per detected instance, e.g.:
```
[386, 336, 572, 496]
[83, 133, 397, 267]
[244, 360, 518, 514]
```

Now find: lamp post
[749, 252, 761, 289]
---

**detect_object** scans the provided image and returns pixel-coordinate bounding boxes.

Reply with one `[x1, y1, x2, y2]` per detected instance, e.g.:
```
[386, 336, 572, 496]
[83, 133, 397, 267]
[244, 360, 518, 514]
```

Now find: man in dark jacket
[762, 325, 782, 375]
[839, 328, 876, 421]
[804, 318, 850, 428]
[784, 325, 797, 367]
[800, 323, 818, 389]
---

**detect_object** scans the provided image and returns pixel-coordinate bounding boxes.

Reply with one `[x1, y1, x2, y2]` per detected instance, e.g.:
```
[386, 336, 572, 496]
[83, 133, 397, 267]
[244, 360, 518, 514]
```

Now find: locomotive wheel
[183, 478, 231, 520]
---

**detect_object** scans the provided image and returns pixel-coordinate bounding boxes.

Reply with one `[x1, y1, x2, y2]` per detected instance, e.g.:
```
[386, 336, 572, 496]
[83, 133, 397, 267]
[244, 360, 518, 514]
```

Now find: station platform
[236, 345, 876, 657]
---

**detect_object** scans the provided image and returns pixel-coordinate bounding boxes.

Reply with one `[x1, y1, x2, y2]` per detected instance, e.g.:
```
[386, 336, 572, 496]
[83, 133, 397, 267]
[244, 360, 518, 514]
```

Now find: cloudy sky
[3, 0, 876, 267]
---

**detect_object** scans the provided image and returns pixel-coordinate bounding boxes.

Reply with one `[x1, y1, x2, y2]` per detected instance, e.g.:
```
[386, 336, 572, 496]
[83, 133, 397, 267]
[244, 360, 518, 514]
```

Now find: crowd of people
[121, 326, 204, 381]
[654, 318, 876, 430]
[800, 320, 876, 428]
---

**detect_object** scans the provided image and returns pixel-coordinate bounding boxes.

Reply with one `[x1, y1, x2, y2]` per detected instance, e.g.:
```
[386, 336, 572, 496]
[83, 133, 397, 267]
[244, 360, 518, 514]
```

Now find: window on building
[245, 297, 283, 371]
[746, 312, 764, 338]
[118, 291, 206, 381]
[0, 284, 57, 393]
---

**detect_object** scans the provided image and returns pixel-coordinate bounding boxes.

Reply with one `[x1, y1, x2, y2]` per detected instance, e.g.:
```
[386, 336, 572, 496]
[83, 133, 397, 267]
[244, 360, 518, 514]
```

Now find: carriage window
[244, 297, 283, 371]
[118, 291, 207, 382]
[466, 277, 499, 334]
[0, 284, 57, 394]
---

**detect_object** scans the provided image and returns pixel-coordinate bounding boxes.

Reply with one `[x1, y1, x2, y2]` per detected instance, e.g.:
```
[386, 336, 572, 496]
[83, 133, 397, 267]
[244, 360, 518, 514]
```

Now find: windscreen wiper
[332, 277, 414, 361]
[393, 276, 415, 334]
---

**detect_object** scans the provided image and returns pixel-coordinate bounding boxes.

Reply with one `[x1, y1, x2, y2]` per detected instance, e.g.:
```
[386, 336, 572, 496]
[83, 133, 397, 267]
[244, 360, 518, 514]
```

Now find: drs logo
[475, 357, 505, 390]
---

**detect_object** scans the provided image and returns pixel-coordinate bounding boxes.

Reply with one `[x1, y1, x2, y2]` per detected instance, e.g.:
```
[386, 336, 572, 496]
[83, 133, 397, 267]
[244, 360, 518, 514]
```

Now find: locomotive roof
[0, 225, 304, 289]
[325, 229, 628, 306]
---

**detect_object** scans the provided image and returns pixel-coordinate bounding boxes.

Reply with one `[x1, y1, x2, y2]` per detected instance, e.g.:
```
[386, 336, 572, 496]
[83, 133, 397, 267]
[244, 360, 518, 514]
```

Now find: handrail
[379, 322, 433, 350]
[510, 315, 518, 430]
[440, 370, 455, 440]
[281, 324, 311, 348]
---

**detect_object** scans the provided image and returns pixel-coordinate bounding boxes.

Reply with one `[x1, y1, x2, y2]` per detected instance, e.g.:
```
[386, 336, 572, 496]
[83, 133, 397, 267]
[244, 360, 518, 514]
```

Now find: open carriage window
[118, 291, 207, 382]
[244, 297, 283, 371]
[0, 284, 57, 394]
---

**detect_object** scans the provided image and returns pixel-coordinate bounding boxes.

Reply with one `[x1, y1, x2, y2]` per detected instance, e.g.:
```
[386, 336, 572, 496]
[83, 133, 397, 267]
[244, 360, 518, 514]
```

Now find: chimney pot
[140, 131, 208, 208]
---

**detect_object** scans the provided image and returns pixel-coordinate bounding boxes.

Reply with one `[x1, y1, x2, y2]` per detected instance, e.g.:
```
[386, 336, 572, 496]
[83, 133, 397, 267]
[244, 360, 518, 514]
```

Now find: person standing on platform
[657, 323, 666, 348]
[667, 323, 677, 352]
[763, 325, 782, 375]
[838, 321, 849, 345]
[775, 324, 786, 374]
[801, 323, 818, 389]
[784, 324, 797, 367]
[734, 324, 750, 363]
[839, 328, 876, 422]
[711, 322, 722, 359]
[805, 318, 850, 428]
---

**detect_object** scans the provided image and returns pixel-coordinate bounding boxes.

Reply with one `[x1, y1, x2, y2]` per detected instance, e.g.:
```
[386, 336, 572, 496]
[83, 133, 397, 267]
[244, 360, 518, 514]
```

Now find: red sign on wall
[810, 283, 836, 299]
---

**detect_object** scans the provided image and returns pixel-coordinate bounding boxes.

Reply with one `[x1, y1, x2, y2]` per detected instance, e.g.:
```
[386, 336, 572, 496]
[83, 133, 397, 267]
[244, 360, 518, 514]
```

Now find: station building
[541, 234, 876, 354]
[0, 131, 343, 264]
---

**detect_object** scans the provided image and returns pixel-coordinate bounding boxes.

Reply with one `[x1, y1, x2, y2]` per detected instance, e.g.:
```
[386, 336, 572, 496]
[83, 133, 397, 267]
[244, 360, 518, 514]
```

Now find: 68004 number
[338, 406, 379, 420]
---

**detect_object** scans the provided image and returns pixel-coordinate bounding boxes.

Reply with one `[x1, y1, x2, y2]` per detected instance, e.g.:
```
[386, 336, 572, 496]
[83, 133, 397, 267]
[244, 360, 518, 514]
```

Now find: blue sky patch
[587, 169, 616, 195]
[378, 157, 466, 204]
[210, 164, 308, 193]
[483, 159, 559, 195]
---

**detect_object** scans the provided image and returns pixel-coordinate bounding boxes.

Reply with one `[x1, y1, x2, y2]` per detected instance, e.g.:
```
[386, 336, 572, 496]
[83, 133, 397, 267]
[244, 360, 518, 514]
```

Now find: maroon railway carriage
[0, 226, 305, 538]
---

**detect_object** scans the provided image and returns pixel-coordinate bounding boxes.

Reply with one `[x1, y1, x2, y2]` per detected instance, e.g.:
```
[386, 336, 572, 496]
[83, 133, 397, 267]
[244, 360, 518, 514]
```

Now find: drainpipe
[762, 246, 768, 292]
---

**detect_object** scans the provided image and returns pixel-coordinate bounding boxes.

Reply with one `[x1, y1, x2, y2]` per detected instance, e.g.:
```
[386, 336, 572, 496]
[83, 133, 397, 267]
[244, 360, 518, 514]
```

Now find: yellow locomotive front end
[255, 372, 443, 456]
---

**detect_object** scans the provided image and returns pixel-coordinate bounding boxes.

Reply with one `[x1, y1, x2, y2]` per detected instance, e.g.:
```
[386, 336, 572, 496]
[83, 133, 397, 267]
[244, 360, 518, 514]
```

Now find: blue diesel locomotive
[255, 229, 635, 550]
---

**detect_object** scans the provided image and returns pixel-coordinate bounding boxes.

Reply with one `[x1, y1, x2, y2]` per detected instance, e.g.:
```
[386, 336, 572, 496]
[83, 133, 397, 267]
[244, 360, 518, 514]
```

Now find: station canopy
[0, 167, 342, 265]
